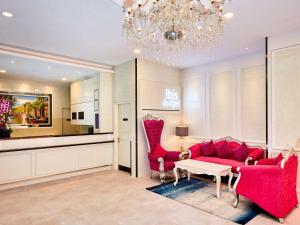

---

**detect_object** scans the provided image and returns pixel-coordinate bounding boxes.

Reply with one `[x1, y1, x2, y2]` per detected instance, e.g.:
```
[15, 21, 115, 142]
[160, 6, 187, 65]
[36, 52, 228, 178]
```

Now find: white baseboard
[0, 166, 112, 191]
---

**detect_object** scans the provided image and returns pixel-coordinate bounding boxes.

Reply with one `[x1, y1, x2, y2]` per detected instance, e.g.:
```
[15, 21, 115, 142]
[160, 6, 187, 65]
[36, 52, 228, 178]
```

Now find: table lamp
[176, 125, 189, 152]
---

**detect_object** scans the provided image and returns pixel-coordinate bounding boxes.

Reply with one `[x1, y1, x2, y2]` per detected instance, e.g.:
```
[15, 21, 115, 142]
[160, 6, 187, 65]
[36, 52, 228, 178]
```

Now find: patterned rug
[147, 177, 261, 225]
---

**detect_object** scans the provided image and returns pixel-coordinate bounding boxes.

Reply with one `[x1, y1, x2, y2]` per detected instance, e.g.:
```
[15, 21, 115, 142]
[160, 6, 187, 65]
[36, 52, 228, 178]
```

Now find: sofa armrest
[165, 151, 181, 161]
[245, 149, 264, 165]
[256, 158, 277, 165]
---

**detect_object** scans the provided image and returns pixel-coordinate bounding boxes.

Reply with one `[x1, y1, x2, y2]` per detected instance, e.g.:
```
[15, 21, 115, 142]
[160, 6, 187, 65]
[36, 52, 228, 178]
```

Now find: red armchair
[233, 149, 299, 223]
[142, 114, 182, 182]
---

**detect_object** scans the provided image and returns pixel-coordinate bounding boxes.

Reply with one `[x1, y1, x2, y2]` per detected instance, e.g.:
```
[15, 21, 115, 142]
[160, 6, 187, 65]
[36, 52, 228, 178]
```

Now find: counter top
[0, 132, 113, 141]
[0, 133, 114, 153]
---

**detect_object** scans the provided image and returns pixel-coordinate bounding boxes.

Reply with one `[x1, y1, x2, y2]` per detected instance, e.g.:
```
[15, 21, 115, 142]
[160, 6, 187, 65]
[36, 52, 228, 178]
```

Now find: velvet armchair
[233, 148, 299, 223]
[142, 114, 182, 182]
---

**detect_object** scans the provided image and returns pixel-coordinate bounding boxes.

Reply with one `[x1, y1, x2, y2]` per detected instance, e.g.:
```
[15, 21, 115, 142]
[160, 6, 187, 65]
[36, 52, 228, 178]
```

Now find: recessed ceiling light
[10, 60, 14, 64]
[134, 49, 141, 54]
[224, 12, 234, 19]
[47, 66, 52, 70]
[0, 69, 7, 73]
[2, 11, 13, 18]
[62, 77, 67, 81]
[245, 47, 249, 50]
[78, 71, 81, 74]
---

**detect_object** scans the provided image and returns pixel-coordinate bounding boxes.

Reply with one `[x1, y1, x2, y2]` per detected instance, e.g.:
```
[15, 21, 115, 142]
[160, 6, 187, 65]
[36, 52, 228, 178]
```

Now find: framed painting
[0, 92, 52, 127]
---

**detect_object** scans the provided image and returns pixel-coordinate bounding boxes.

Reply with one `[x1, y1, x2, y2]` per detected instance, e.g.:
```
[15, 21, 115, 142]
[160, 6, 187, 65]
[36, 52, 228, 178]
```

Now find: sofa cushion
[202, 141, 216, 157]
[233, 142, 249, 162]
[215, 141, 233, 159]
[194, 156, 245, 173]
[228, 141, 241, 150]
[153, 144, 167, 158]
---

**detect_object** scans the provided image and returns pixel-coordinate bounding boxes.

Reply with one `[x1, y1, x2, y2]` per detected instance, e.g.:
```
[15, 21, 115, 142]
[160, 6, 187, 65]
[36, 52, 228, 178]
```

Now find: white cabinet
[0, 152, 32, 183]
[71, 102, 94, 126]
[35, 147, 78, 176]
[71, 75, 99, 126]
[99, 72, 113, 132]
[71, 76, 99, 105]
[78, 143, 113, 169]
[0, 142, 113, 185]
[70, 72, 113, 132]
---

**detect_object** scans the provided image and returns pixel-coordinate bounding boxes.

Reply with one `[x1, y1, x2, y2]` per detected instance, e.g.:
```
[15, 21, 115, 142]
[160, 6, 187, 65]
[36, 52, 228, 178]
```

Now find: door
[118, 103, 131, 173]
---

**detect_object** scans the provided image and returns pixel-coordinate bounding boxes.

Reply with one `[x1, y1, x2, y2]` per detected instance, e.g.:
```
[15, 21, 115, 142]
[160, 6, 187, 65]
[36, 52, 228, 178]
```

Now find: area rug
[147, 177, 261, 225]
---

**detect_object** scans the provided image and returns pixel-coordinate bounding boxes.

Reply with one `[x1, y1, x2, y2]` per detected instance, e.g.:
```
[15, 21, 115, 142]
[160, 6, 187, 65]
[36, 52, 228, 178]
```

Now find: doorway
[117, 103, 132, 173]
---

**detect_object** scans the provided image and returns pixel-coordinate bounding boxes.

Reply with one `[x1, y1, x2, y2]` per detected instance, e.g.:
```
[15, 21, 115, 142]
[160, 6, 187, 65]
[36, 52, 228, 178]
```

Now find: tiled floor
[0, 170, 299, 225]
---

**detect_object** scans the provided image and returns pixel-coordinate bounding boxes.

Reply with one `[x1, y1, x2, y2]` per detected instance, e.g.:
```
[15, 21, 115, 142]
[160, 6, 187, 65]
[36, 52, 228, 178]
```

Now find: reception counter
[0, 133, 114, 190]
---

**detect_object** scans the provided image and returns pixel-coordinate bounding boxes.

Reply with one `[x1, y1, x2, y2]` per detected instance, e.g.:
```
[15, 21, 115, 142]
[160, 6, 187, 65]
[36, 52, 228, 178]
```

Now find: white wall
[0, 78, 70, 137]
[114, 60, 137, 176]
[268, 29, 300, 195]
[268, 29, 300, 149]
[137, 59, 182, 177]
[182, 52, 266, 146]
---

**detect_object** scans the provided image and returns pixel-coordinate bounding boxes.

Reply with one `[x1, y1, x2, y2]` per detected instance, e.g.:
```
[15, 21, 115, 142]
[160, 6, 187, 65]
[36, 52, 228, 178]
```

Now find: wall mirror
[0, 52, 101, 138]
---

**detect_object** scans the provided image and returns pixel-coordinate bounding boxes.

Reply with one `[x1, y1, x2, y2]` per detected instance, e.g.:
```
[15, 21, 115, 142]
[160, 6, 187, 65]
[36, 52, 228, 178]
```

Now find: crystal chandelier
[122, 0, 227, 56]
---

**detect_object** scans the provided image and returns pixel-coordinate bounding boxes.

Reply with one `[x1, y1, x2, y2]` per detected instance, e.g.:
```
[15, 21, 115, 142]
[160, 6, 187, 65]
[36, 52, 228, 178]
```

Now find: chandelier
[122, 0, 227, 56]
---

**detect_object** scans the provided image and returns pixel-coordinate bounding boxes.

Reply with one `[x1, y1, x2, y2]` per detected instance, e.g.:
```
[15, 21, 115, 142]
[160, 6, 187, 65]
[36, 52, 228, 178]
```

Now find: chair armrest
[240, 165, 282, 176]
[148, 153, 164, 162]
[245, 149, 264, 165]
[165, 151, 181, 161]
[256, 158, 277, 165]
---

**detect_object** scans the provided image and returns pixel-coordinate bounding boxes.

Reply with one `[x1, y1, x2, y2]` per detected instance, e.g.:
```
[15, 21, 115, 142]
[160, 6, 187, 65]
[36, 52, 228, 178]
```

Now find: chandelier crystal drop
[122, 0, 227, 57]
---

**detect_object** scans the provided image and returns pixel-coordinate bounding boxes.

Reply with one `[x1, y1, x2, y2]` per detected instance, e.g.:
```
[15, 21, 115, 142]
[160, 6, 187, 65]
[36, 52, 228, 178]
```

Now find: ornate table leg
[228, 172, 233, 192]
[216, 175, 221, 198]
[173, 167, 179, 186]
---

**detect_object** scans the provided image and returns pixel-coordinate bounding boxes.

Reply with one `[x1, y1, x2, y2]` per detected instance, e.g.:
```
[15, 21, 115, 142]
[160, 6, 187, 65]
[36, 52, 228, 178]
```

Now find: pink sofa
[233, 151, 298, 222]
[188, 137, 265, 173]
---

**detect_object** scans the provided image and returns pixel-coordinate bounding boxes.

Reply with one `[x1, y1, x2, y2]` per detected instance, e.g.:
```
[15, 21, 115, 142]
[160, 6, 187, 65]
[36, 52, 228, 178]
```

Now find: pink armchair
[233, 149, 299, 223]
[142, 114, 182, 182]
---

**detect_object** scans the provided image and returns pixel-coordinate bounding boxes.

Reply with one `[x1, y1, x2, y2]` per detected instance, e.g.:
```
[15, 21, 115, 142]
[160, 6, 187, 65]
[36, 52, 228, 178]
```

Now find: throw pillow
[189, 143, 202, 156]
[202, 141, 216, 157]
[233, 142, 248, 162]
[276, 153, 283, 163]
[215, 141, 233, 158]
[276, 153, 284, 166]
[153, 144, 167, 158]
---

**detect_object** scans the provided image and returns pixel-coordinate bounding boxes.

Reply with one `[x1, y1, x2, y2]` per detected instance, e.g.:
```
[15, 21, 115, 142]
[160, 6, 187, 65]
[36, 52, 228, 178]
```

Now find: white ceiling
[0, 54, 98, 83]
[0, 0, 300, 68]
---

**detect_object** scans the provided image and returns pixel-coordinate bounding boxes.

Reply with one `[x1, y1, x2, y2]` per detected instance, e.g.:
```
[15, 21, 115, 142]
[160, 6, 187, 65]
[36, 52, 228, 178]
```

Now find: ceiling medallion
[122, 0, 228, 61]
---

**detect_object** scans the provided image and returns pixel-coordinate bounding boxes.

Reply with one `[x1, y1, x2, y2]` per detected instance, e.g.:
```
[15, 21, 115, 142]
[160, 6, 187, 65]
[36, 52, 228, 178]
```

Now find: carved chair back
[142, 114, 164, 153]
[281, 147, 296, 169]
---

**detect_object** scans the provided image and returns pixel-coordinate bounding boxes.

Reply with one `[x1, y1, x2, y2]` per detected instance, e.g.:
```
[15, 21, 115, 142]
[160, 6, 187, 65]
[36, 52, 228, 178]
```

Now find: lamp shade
[176, 126, 189, 137]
